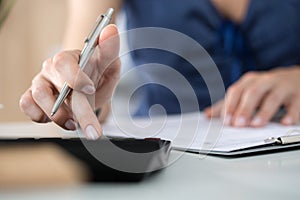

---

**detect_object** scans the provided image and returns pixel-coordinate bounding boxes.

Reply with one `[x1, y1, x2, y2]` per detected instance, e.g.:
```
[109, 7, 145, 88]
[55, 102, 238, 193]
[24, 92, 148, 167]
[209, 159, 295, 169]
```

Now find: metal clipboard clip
[265, 130, 300, 145]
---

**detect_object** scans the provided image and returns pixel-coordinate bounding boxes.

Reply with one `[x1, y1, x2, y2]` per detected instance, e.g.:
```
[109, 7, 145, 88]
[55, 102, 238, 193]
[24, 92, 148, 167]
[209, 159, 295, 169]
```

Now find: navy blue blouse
[124, 0, 300, 116]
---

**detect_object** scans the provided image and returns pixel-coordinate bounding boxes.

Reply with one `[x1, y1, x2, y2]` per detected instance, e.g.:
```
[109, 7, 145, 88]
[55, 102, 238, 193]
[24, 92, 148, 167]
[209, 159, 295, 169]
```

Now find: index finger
[43, 51, 96, 95]
[71, 91, 102, 140]
[224, 72, 258, 125]
[232, 74, 277, 127]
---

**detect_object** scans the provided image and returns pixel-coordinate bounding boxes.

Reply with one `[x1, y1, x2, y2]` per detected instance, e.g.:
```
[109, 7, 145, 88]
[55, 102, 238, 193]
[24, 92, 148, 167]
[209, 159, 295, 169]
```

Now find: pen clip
[84, 8, 113, 45]
[85, 14, 104, 44]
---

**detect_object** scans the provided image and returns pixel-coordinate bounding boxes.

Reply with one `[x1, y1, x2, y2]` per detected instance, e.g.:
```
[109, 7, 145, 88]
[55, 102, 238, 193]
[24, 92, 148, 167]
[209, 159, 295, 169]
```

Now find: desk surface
[1, 150, 300, 200]
[0, 122, 300, 200]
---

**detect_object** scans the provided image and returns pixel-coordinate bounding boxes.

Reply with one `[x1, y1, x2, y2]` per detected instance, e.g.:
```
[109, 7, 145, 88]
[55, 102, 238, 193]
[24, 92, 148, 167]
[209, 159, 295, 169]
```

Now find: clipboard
[101, 112, 300, 158]
[194, 132, 300, 157]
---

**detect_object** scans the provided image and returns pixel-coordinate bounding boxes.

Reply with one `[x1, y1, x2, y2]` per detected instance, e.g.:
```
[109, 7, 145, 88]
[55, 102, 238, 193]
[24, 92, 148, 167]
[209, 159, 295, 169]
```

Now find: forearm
[63, 0, 123, 50]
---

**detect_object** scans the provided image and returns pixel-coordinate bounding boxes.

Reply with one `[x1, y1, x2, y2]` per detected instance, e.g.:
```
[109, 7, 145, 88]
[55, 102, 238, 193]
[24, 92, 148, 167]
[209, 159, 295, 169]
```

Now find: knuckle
[32, 85, 51, 102]
[227, 84, 240, 95]
[42, 58, 52, 71]
[19, 94, 32, 111]
[261, 73, 274, 82]
[19, 94, 45, 122]
[31, 74, 41, 86]
[52, 52, 68, 68]
[243, 71, 257, 80]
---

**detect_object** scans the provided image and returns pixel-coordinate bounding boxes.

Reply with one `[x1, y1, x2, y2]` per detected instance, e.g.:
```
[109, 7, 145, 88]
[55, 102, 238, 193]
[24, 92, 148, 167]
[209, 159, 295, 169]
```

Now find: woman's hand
[19, 24, 120, 139]
[205, 66, 300, 127]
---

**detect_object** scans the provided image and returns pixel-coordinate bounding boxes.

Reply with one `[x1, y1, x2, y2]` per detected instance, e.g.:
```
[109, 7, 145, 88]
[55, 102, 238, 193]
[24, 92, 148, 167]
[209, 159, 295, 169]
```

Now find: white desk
[0, 122, 300, 200]
[0, 150, 299, 200]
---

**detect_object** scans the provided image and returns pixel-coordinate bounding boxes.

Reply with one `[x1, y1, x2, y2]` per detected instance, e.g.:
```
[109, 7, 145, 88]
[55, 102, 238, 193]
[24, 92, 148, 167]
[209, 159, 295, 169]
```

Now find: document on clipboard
[195, 130, 300, 156]
[103, 112, 300, 157]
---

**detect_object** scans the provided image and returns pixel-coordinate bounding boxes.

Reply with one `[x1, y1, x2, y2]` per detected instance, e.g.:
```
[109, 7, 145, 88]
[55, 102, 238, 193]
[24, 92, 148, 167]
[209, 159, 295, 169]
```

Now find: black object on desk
[0, 138, 171, 182]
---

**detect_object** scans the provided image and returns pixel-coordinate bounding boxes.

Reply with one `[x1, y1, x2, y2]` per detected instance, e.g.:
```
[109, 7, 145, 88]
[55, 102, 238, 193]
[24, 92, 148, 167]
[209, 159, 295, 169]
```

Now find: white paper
[1, 112, 298, 153]
[103, 112, 300, 153]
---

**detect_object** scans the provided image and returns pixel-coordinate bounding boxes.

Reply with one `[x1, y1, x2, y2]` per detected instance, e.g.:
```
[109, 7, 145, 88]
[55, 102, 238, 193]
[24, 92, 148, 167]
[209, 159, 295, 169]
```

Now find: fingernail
[65, 119, 76, 130]
[224, 115, 232, 126]
[82, 85, 96, 95]
[283, 117, 293, 125]
[251, 117, 263, 127]
[234, 116, 246, 127]
[86, 125, 99, 140]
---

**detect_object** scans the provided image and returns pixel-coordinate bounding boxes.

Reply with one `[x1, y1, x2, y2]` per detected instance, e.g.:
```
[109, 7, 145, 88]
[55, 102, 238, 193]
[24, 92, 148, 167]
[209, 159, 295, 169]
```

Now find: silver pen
[51, 8, 114, 116]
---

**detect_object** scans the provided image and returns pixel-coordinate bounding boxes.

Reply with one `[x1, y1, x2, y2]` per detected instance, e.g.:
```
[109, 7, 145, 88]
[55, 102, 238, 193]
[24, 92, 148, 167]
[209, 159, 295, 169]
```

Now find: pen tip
[50, 112, 54, 117]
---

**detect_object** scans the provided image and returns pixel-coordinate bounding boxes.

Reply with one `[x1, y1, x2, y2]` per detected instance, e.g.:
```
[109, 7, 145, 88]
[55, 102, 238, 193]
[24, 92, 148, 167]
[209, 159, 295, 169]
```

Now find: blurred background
[0, 0, 67, 122]
[0, 0, 135, 122]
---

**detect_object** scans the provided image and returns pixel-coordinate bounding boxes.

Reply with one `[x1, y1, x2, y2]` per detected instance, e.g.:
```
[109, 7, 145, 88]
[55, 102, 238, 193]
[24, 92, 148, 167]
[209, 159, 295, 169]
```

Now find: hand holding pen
[20, 9, 121, 140]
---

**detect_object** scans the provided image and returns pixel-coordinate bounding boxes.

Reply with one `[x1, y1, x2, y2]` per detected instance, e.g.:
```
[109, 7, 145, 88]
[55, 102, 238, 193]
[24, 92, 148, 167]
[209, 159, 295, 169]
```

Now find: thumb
[98, 24, 120, 68]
